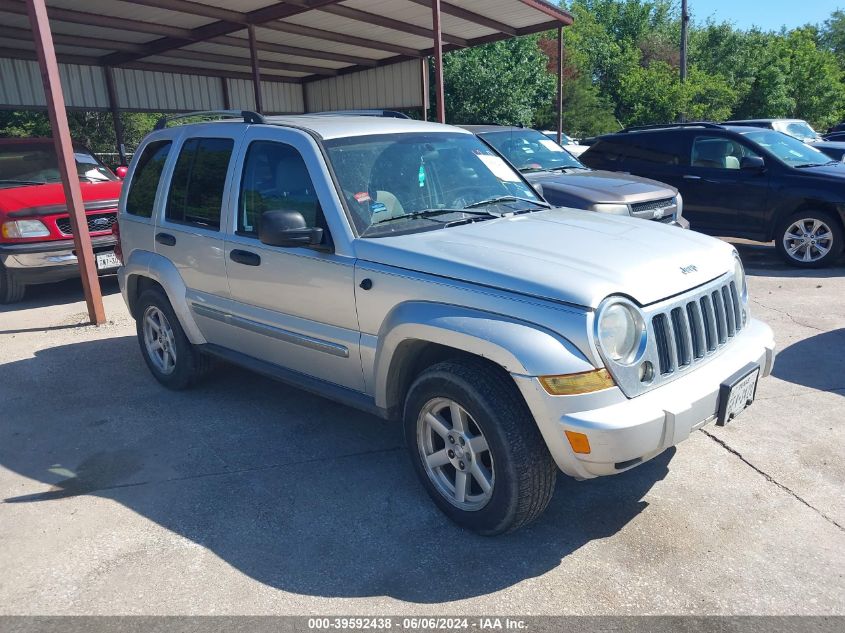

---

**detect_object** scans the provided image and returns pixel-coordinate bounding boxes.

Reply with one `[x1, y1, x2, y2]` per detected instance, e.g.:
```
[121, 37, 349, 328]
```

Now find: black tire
[775, 210, 844, 268]
[0, 262, 26, 304]
[135, 288, 214, 390]
[403, 358, 557, 535]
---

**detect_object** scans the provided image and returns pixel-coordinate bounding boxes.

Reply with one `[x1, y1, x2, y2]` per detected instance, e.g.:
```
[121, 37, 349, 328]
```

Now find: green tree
[441, 36, 556, 126]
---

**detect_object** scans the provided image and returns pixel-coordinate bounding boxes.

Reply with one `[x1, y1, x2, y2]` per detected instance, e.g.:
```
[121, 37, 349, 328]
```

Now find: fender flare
[373, 301, 595, 411]
[121, 250, 206, 345]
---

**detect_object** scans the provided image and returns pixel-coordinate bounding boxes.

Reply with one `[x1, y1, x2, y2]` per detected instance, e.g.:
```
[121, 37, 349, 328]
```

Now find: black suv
[580, 123, 845, 267]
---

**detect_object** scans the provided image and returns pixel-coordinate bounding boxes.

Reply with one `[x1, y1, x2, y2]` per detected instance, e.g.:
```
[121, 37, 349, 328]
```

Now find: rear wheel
[403, 358, 557, 535]
[0, 262, 25, 304]
[776, 211, 843, 268]
[135, 288, 213, 389]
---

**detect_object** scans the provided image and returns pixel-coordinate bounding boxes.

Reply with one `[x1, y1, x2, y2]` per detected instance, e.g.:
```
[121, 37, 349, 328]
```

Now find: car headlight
[597, 300, 646, 365]
[1, 219, 50, 239]
[590, 203, 630, 216]
[734, 255, 747, 302]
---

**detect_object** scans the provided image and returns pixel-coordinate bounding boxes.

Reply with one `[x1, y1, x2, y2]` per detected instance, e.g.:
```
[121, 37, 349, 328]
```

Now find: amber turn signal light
[565, 431, 591, 454]
[538, 368, 615, 396]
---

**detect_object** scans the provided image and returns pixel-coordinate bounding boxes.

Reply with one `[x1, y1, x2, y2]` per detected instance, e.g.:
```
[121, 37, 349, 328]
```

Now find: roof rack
[620, 122, 724, 133]
[154, 110, 264, 130]
[309, 109, 412, 119]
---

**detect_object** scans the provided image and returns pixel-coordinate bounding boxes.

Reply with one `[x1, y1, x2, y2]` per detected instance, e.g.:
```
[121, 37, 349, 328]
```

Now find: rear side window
[582, 138, 629, 166]
[165, 137, 234, 230]
[623, 132, 683, 166]
[125, 140, 171, 218]
[238, 141, 322, 236]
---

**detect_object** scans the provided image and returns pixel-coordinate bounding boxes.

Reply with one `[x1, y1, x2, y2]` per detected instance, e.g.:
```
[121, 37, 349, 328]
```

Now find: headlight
[1, 219, 50, 239]
[733, 255, 747, 301]
[590, 203, 630, 216]
[597, 300, 645, 364]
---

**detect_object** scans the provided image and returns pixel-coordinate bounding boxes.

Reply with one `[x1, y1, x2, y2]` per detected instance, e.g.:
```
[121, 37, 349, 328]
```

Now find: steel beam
[405, 0, 517, 36]
[24, 0, 105, 325]
[557, 26, 563, 145]
[160, 48, 336, 76]
[248, 24, 263, 113]
[319, 4, 468, 47]
[103, 66, 127, 164]
[260, 21, 421, 58]
[432, 0, 445, 123]
[420, 56, 429, 121]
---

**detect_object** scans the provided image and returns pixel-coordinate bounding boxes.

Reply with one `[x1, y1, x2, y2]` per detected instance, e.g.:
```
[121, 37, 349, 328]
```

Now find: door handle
[155, 232, 176, 246]
[682, 175, 702, 180]
[230, 249, 261, 266]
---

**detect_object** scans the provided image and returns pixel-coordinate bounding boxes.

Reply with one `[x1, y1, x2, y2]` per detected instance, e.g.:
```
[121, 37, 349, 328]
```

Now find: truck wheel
[0, 262, 26, 304]
[135, 288, 213, 390]
[776, 211, 843, 268]
[403, 358, 557, 535]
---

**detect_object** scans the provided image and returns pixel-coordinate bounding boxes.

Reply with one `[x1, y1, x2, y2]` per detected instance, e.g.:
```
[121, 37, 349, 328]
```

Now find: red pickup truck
[0, 138, 123, 303]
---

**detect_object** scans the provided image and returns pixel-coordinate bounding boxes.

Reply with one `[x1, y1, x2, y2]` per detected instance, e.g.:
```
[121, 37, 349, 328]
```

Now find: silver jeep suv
[117, 112, 776, 535]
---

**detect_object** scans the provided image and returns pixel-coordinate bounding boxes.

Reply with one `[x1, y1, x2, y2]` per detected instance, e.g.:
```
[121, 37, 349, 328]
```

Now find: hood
[354, 208, 735, 309]
[525, 169, 676, 204]
[0, 181, 122, 214]
[792, 161, 845, 179]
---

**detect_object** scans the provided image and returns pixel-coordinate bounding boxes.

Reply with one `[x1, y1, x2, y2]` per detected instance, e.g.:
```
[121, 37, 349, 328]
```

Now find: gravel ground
[0, 241, 843, 615]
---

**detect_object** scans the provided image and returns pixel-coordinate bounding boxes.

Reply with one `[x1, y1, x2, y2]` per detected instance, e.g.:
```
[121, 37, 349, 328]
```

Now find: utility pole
[680, 0, 689, 122]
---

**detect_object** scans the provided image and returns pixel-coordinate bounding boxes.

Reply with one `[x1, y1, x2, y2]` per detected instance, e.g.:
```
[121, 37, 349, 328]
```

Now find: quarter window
[125, 140, 171, 218]
[238, 141, 322, 236]
[165, 137, 234, 230]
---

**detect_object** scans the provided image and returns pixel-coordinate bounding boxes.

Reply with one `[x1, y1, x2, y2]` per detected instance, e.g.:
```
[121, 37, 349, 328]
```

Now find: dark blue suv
[580, 122, 845, 267]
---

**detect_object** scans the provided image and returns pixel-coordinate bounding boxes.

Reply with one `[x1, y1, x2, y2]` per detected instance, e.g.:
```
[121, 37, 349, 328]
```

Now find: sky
[689, 0, 842, 31]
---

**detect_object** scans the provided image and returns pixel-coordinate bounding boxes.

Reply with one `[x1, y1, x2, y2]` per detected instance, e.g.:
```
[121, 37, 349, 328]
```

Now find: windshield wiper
[371, 208, 498, 226]
[463, 195, 550, 210]
[0, 179, 47, 186]
[794, 161, 839, 168]
[547, 165, 585, 172]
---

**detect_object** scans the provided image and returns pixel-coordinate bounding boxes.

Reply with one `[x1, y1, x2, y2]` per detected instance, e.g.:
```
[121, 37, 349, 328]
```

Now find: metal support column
[432, 0, 445, 123]
[248, 24, 263, 113]
[25, 0, 105, 325]
[421, 56, 429, 121]
[221, 76, 231, 110]
[556, 26, 563, 145]
[103, 66, 126, 165]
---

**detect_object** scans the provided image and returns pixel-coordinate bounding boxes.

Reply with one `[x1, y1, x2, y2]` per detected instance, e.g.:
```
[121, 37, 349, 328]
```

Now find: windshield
[325, 132, 543, 236]
[744, 130, 833, 167]
[479, 129, 584, 172]
[0, 142, 117, 189]
[772, 120, 821, 142]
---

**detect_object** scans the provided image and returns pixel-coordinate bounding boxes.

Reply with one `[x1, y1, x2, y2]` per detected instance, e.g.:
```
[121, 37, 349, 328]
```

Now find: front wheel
[776, 211, 843, 268]
[0, 262, 26, 304]
[403, 359, 557, 535]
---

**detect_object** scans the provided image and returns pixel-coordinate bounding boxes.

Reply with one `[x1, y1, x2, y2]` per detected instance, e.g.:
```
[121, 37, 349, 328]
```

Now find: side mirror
[740, 156, 765, 172]
[115, 165, 128, 179]
[259, 209, 324, 249]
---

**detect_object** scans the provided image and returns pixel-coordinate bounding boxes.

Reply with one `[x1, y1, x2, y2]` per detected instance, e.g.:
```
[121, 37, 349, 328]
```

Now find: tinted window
[623, 132, 683, 166]
[582, 138, 629, 166]
[126, 140, 171, 218]
[691, 135, 761, 170]
[165, 137, 233, 230]
[238, 141, 321, 236]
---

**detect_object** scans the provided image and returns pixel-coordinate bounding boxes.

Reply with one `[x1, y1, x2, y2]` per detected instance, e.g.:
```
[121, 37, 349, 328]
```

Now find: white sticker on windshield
[539, 139, 566, 152]
[477, 154, 521, 182]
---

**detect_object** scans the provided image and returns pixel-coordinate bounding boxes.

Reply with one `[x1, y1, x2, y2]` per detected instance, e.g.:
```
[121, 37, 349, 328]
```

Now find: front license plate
[95, 250, 121, 271]
[717, 364, 760, 426]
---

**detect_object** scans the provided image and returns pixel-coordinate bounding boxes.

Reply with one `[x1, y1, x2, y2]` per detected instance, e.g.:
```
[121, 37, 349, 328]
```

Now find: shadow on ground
[0, 336, 673, 602]
[772, 328, 845, 396]
[729, 239, 845, 278]
[0, 275, 121, 315]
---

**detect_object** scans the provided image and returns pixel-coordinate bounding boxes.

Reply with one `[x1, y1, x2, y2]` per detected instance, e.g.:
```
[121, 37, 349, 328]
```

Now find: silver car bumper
[0, 237, 118, 283]
[514, 318, 776, 479]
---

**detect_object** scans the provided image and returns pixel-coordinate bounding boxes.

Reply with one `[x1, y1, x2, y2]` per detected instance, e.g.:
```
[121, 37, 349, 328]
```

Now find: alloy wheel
[416, 398, 494, 511]
[783, 218, 834, 263]
[142, 305, 177, 375]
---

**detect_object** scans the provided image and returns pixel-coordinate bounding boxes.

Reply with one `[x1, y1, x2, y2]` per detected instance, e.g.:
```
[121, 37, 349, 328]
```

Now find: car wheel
[403, 358, 557, 535]
[135, 288, 213, 389]
[0, 262, 26, 304]
[776, 211, 844, 268]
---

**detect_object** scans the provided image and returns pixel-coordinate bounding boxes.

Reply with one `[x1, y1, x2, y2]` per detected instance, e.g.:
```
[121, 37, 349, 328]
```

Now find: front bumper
[0, 236, 118, 284]
[514, 318, 776, 479]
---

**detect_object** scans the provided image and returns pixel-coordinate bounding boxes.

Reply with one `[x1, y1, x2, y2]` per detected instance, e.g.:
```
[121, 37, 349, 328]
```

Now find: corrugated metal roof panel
[306, 59, 421, 112]
[0, 58, 108, 108]
[224, 79, 305, 114]
[49, 0, 214, 30]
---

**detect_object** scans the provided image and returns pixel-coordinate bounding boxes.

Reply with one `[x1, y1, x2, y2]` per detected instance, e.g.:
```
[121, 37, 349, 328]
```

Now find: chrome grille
[630, 198, 675, 213]
[56, 212, 117, 236]
[650, 279, 745, 376]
